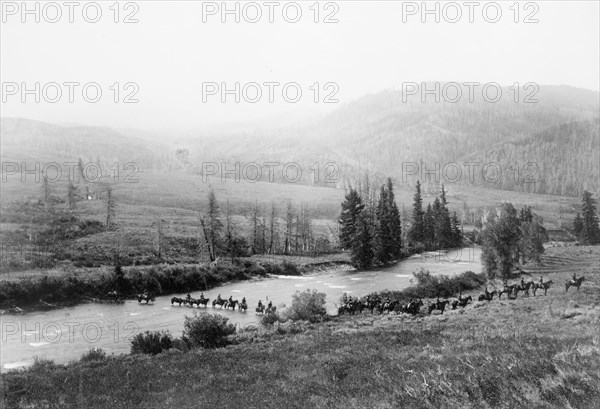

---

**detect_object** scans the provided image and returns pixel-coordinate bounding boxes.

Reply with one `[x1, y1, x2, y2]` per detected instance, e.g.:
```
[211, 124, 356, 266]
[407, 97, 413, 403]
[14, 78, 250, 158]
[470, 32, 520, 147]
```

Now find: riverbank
[3, 246, 599, 408]
[0, 255, 353, 314]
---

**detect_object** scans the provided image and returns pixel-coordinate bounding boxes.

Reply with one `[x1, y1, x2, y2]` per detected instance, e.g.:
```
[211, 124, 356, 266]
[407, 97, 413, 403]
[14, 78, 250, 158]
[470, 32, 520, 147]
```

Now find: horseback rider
[572, 272, 577, 283]
[257, 300, 263, 309]
[186, 293, 191, 301]
[520, 277, 526, 288]
[200, 293, 205, 300]
[267, 300, 273, 309]
[217, 294, 222, 301]
[228, 295, 233, 303]
[242, 297, 247, 305]
[539, 277, 544, 285]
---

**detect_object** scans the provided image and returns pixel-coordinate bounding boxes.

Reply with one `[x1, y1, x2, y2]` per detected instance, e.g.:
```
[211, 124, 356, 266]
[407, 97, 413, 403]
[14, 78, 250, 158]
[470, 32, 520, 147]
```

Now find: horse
[458, 295, 472, 308]
[403, 299, 423, 315]
[565, 277, 585, 292]
[212, 298, 227, 308]
[137, 293, 155, 303]
[265, 305, 277, 314]
[518, 281, 534, 296]
[428, 300, 450, 314]
[195, 297, 210, 307]
[171, 297, 186, 306]
[239, 301, 248, 312]
[532, 281, 553, 296]
[478, 290, 497, 302]
[364, 299, 379, 314]
[498, 284, 517, 300]
[226, 300, 239, 310]
[256, 304, 265, 314]
[539, 280, 553, 296]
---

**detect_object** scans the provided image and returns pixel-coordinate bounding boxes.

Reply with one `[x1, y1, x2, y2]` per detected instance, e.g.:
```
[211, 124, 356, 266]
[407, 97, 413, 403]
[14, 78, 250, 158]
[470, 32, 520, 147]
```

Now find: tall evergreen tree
[373, 185, 392, 265]
[351, 212, 373, 269]
[386, 178, 403, 258]
[423, 203, 435, 248]
[339, 188, 364, 249]
[408, 181, 425, 245]
[451, 211, 462, 247]
[580, 190, 600, 244]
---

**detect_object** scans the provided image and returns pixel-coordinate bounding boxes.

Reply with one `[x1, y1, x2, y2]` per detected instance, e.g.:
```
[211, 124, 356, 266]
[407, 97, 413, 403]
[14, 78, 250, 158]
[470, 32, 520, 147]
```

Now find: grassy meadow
[1, 170, 579, 271]
[3, 246, 599, 408]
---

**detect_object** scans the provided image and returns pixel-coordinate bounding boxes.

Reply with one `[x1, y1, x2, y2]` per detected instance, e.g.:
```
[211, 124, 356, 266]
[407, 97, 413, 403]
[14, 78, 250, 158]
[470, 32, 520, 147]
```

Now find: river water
[0, 247, 481, 371]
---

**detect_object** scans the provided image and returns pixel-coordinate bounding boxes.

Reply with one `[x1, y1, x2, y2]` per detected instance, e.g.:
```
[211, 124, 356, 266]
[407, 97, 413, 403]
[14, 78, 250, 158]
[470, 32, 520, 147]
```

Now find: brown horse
[565, 277, 585, 292]
[478, 290, 497, 302]
[428, 300, 450, 314]
[532, 281, 553, 296]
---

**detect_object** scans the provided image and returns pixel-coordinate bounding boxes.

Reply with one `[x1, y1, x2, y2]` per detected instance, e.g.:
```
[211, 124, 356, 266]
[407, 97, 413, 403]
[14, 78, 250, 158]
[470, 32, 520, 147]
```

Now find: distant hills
[1, 84, 598, 197]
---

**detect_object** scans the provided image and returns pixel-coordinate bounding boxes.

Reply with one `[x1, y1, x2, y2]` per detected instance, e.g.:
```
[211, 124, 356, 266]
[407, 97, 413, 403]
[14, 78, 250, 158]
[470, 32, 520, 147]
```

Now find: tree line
[338, 178, 463, 269]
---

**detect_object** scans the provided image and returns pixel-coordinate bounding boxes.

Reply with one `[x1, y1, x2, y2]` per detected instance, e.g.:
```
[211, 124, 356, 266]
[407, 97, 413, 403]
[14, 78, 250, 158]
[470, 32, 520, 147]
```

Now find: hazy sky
[1, 0, 599, 130]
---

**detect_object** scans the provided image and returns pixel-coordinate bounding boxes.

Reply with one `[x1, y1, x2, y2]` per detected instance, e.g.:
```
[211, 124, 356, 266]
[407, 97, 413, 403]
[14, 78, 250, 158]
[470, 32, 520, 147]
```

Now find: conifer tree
[580, 190, 600, 244]
[339, 188, 364, 249]
[408, 181, 425, 245]
[386, 178, 403, 258]
[351, 212, 373, 269]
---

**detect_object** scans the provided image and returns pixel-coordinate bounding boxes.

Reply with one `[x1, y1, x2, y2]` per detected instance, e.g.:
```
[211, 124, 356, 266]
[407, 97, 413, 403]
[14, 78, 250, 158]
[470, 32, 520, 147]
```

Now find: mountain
[2, 85, 598, 196]
[0, 118, 171, 171]
[178, 84, 599, 196]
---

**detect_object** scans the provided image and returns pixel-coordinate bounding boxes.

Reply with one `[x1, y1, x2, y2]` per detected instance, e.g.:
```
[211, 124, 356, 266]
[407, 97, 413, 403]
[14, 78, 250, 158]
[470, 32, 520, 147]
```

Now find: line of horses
[338, 275, 586, 317]
[132, 291, 278, 314]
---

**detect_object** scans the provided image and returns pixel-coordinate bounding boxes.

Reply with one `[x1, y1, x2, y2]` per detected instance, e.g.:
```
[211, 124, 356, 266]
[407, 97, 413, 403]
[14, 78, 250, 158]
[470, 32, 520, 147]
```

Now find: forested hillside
[2, 85, 598, 196]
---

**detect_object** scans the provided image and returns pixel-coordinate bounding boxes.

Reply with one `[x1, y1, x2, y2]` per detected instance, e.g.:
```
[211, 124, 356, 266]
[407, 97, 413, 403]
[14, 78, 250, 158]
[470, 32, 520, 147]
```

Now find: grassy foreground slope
[3, 246, 599, 408]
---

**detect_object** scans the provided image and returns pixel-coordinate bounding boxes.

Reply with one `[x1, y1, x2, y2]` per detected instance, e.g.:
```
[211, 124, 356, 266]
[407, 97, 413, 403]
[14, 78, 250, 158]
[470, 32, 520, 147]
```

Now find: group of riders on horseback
[337, 272, 585, 317]
[171, 293, 275, 313]
[211, 294, 249, 311]
[338, 295, 426, 316]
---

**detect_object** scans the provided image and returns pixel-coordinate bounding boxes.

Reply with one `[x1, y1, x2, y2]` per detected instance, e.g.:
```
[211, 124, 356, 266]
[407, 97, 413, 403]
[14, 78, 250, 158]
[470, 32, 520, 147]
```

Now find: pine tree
[423, 203, 435, 249]
[373, 185, 391, 265]
[339, 188, 364, 249]
[386, 178, 403, 258]
[451, 211, 462, 247]
[580, 190, 600, 244]
[436, 185, 453, 248]
[408, 180, 425, 245]
[351, 212, 373, 269]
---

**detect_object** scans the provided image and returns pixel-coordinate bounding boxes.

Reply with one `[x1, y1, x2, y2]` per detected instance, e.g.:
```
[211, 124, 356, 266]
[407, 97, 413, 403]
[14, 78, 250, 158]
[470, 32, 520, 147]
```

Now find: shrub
[182, 312, 236, 349]
[30, 356, 55, 371]
[282, 261, 301, 276]
[261, 311, 281, 326]
[130, 330, 173, 355]
[288, 289, 327, 323]
[80, 348, 107, 362]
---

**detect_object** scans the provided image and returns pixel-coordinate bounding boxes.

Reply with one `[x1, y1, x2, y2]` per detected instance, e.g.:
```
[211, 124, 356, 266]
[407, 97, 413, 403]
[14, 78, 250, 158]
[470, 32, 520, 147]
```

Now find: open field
[3, 246, 598, 408]
[1, 170, 579, 271]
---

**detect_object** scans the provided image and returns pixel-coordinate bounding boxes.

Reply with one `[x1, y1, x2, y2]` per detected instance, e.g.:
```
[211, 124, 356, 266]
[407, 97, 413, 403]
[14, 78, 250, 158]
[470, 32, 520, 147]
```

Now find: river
[0, 247, 481, 371]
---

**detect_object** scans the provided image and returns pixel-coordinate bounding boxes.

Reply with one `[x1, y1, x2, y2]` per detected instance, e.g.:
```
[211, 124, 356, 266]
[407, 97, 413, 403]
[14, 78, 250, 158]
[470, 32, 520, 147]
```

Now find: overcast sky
[1, 0, 599, 130]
